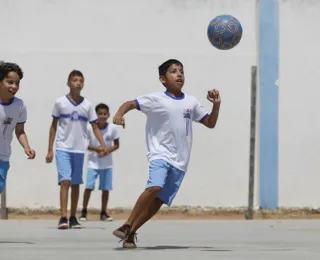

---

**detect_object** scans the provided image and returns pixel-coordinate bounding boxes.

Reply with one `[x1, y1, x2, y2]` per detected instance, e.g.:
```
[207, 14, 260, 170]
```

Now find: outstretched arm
[113, 100, 137, 128]
[15, 123, 36, 159]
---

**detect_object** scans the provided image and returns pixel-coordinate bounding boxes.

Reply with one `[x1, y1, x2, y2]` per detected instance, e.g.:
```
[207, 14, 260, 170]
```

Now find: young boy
[79, 103, 120, 222]
[0, 62, 36, 194]
[112, 59, 221, 248]
[46, 70, 108, 230]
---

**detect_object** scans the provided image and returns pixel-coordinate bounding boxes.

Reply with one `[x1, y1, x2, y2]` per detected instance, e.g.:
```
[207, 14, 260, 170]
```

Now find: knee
[71, 184, 79, 190]
[146, 186, 162, 194]
[60, 180, 71, 187]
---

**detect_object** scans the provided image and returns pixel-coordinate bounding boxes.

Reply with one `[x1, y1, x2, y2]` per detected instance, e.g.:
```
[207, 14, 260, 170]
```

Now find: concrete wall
[279, 0, 320, 208]
[1, 0, 258, 209]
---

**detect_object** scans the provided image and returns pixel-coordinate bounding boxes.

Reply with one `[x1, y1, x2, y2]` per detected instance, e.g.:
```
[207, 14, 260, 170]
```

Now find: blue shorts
[145, 159, 185, 206]
[0, 160, 10, 193]
[85, 168, 113, 191]
[55, 150, 84, 185]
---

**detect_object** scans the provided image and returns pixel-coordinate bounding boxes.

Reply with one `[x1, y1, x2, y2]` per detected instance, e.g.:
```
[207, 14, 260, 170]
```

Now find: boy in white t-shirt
[46, 70, 107, 230]
[79, 103, 120, 222]
[112, 59, 221, 248]
[0, 62, 36, 194]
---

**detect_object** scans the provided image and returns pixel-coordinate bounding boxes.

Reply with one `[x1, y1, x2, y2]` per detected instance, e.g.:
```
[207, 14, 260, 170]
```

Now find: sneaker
[112, 224, 131, 240]
[79, 209, 87, 221]
[69, 216, 82, 229]
[123, 232, 137, 249]
[57, 217, 68, 229]
[100, 211, 113, 221]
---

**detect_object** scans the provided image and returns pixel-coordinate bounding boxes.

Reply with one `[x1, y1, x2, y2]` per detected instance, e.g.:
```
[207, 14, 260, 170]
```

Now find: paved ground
[1, 219, 320, 260]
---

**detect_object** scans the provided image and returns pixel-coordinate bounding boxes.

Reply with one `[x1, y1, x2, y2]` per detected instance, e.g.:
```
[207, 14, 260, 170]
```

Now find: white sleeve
[134, 94, 154, 114]
[88, 103, 98, 123]
[52, 100, 60, 119]
[112, 125, 120, 140]
[193, 99, 209, 123]
[18, 103, 27, 124]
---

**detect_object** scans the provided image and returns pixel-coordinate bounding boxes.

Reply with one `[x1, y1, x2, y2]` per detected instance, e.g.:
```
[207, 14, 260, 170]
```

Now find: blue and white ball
[207, 15, 243, 50]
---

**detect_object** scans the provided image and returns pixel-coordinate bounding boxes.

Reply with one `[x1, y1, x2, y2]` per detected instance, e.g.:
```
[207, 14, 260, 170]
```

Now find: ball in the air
[207, 15, 243, 50]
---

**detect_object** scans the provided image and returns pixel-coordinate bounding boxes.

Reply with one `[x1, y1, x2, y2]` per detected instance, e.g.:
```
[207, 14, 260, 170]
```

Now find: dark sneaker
[100, 211, 113, 221]
[123, 232, 137, 249]
[112, 224, 131, 240]
[57, 217, 68, 229]
[79, 209, 87, 221]
[69, 216, 82, 229]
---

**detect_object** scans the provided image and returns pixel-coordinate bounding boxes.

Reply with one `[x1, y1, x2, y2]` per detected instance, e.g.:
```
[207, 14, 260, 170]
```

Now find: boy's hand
[25, 148, 36, 159]
[113, 115, 125, 128]
[207, 89, 221, 104]
[46, 150, 54, 163]
[98, 149, 110, 157]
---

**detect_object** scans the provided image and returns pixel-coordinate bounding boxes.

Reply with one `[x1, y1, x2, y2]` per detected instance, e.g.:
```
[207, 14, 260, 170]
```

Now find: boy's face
[68, 75, 84, 94]
[0, 72, 21, 99]
[97, 108, 109, 123]
[159, 64, 185, 91]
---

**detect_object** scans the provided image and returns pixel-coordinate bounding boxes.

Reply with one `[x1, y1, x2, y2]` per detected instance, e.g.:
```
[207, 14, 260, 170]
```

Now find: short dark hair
[158, 59, 183, 76]
[0, 62, 23, 81]
[95, 103, 109, 113]
[68, 70, 84, 82]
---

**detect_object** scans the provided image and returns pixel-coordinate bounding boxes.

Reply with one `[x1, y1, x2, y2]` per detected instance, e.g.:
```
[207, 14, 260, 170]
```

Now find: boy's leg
[55, 150, 72, 229]
[112, 160, 169, 240]
[69, 152, 85, 229]
[80, 168, 99, 221]
[99, 168, 113, 221]
[0, 160, 10, 193]
[122, 164, 185, 249]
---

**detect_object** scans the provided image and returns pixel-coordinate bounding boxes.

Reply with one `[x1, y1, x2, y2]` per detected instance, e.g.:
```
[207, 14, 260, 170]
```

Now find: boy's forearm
[88, 145, 100, 152]
[92, 127, 107, 148]
[17, 132, 31, 150]
[115, 101, 137, 117]
[108, 144, 119, 153]
[207, 103, 221, 128]
[48, 126, 56, 152]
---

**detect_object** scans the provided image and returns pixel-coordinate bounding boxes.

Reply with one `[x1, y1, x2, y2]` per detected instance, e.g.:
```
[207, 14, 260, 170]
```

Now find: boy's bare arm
[91, 123, 108, 153]
[46, 118, 58, 163]
[113, 101, 137, 128]
[109, 138, 119, 153]
[15, 123, 36, 159]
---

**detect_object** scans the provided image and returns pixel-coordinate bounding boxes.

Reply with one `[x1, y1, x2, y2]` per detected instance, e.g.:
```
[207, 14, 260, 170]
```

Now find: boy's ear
[159, 75, 166, 84]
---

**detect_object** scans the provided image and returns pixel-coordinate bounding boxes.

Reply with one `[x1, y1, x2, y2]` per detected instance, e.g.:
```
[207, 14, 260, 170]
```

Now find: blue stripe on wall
[259, 0, 279, 209]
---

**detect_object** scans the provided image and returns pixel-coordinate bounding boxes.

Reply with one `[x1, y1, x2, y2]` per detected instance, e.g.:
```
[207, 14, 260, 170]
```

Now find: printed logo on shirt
[2, 117, 13, 137]
[183, 109, 192, 136]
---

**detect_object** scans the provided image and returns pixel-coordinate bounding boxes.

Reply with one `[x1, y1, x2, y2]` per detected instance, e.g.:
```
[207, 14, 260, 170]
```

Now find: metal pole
[0, 60, 7, 220]
[247, 65, 257, 220]
[1, 186, 8, 220]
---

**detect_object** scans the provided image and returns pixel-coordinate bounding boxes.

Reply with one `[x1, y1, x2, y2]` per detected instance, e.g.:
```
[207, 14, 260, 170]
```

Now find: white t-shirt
[52, 95, 98, 153]
[0, 98, 27, 162]
[87, 123, 119, 169]
[135, 92, 209, 172]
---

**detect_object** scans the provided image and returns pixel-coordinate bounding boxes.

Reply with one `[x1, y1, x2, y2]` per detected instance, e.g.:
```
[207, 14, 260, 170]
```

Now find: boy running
[80, 103, 120, 222]
[112, 59, 221, 248]
[46, 70, 107, 229]
[0, 62, 36, 193]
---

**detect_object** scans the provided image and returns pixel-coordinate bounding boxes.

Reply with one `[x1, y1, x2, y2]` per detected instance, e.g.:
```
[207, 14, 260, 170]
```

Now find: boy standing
[79, 103, 120, 222]
[0, 62, 36, 193]
[112, 59, 221, 248]
[46, 70, 107, 230]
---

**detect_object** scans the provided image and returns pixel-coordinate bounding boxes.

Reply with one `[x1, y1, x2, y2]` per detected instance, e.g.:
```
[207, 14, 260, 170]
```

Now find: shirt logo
[71, 111, 79, 121]
[183, 109, 191, 136]
[183, 109, 191, 119]
[3, 117, 13, 125]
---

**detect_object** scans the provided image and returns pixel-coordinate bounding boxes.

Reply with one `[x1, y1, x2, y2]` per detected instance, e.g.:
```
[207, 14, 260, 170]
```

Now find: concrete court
[0, 219, 320, 260]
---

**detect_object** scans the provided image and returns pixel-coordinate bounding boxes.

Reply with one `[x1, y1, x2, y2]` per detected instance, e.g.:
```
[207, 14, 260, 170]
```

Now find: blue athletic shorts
[0, 160, 10, 193]
[145, 159, 185, 206]
[85, 168, 113, 191]
[55, 150, 84, 185]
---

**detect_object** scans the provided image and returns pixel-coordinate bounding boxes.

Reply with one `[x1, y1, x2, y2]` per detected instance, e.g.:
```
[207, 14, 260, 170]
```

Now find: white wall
[279, 0, 320, 208]
[0, 0, 257, 209]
